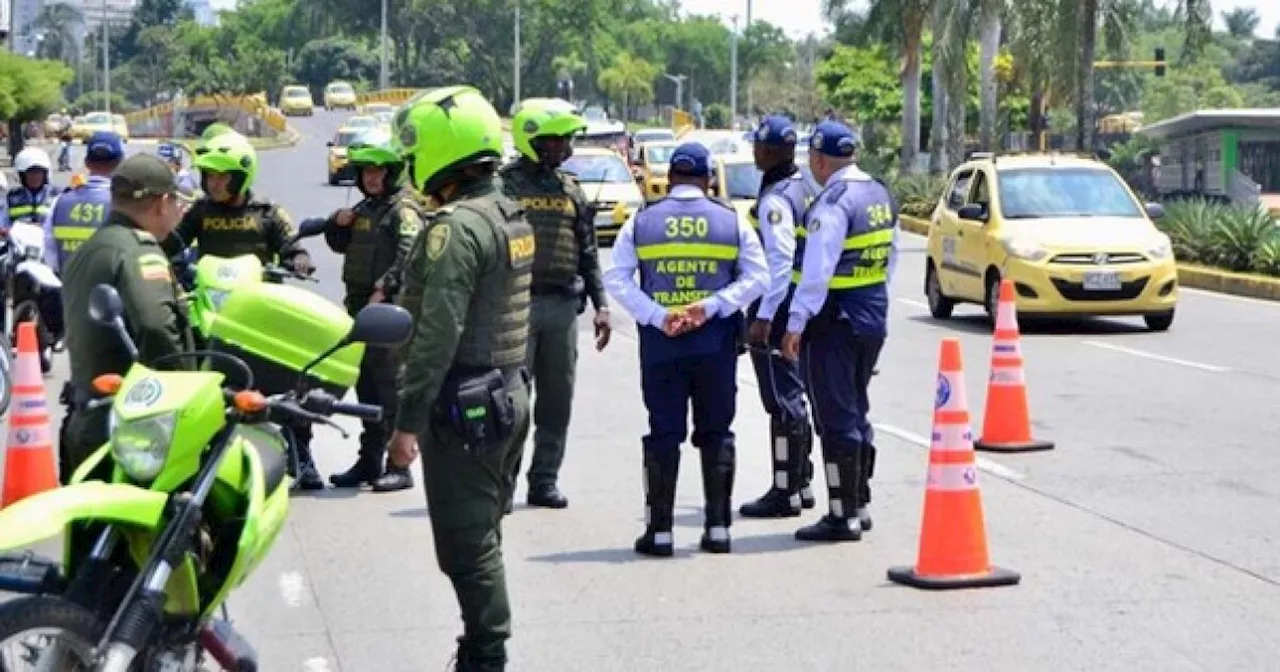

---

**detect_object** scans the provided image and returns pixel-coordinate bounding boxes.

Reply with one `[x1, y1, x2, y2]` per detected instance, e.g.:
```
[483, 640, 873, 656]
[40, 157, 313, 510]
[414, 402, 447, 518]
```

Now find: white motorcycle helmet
[14, 147, 53, 175]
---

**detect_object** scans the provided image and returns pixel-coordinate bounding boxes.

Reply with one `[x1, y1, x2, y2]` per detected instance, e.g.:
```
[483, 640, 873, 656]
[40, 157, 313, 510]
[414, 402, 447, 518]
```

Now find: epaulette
[823, 181, 849, 205]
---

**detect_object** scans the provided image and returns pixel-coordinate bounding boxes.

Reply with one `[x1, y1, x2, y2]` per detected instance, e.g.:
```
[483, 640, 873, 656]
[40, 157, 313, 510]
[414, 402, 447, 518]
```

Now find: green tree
[1221, 7, 1260, 39]
[597, 51, 659, 120]
[0, 54, 73, 153]
[292, 38, 378, 95]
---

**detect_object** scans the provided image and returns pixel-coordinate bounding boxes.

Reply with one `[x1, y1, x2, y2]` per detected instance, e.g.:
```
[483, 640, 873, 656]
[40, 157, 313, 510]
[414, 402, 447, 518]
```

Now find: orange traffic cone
[974, 279, 1054, 453]
[887, 338, 1020, 590]
[1, 322, 59, 508]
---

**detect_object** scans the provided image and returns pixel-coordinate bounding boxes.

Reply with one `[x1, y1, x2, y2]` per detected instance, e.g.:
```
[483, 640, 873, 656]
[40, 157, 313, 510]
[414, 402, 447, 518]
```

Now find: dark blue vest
[634, 194, 741, 365]
[792, 173, 895, 336]
[5, 185, 57, 225]
[48, 179, 111, 268]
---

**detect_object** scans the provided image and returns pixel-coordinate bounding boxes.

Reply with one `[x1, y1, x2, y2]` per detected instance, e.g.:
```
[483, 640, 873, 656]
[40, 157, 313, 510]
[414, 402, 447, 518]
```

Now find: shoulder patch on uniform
[768, 209, 783, 225]
[398, 207, 423, 236]
[137, 253, 171, 281]
[823, 182, 849, 204]
[133, 229, 157, 244]
[425, 223, 451, 260]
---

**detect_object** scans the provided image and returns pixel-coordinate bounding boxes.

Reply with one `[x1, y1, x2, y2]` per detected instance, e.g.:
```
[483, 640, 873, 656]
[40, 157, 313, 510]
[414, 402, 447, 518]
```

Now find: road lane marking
[278, 571, 307, 607]
[875, 423, 1027, 482]
[896, 297, 929, 310]
[303, 657, 332, 671]
[1082, 340, 1229, 373]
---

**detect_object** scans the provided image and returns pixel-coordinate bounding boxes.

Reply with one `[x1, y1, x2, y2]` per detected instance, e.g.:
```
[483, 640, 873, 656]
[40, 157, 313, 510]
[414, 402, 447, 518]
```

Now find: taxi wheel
[328, 172, 339, 186]
[1144, 310, 1174, 332]
[983, 272, 1002, 326]
[925, 262, 955, 319]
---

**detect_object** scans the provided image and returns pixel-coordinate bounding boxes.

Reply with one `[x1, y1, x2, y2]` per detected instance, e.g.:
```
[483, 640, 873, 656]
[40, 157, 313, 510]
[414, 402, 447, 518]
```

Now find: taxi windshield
[645, 145, 676, 164]
[333, 131, 360, 147]
[562, 154, 631, 183]
[346, 117, 376, 128]
[721, 162, 763, 200]
[328, 83, 353, 93]
[998, 167, 1143, 219]
[84, 112, 110, 124]
[285, 87, 309, 98]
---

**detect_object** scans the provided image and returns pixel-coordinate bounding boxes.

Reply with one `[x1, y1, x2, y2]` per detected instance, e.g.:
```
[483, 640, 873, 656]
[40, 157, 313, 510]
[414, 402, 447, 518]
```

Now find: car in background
[581, 105, 608, 123]
[630, 127, 676, 162]
[359, 102, 395, 117]
[924, 153, 1178, 331]
[561, 147, 644, 245]
[575, 122, 630, 164]
[44, 113, 71, 137]
[71, 111, 114, 142]
[112, 114, 130, 142]
[324, 81, 358, 110]
[372, 111, 395, 129]
[635, 140, 678, 203]
[682, 130, 749, 157]
[326, 126, 366, 185]
[343, 115, 379, 131]
[279, 85, 314, 116]
[712, 153, 763, 223]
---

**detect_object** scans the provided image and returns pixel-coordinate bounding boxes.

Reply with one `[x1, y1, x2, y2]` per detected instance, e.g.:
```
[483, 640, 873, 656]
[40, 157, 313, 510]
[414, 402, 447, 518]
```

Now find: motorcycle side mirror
[89, 284, 139, 361]
[347, 304, 413, 348]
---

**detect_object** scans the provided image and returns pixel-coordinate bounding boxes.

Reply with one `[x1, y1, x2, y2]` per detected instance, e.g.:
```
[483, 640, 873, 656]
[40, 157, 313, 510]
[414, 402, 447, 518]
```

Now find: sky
[204, 0, 1280, 40]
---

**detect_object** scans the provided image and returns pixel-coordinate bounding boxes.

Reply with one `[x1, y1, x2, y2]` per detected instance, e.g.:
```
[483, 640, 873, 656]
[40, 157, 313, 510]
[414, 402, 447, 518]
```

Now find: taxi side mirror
[1144, 202, 1165, 220]
[326, 141, 334, 147]
[957, 203, 988, 222]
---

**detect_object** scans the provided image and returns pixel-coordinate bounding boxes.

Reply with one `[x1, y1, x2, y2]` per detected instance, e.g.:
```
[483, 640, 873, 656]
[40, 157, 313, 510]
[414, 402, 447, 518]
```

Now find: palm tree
[826, 0, 934, 173]
[1221, 7, 1260, 39]
[31, 2, 85, 64]
[976, 0, 1003, 151]
[597, 52, 658, 120]
[929, 0, 972, 173]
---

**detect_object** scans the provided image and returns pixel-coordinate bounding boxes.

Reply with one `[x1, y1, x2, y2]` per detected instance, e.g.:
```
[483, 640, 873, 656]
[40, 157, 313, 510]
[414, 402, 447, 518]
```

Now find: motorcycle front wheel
[0, 595, 99, 670]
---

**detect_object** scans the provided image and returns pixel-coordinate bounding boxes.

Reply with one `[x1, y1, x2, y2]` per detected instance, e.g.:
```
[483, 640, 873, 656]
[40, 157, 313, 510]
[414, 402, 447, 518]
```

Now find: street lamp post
[745, 0, 752, 115]
[729, 15, 739, 125]
[662, 72, 686, 112]
[513, 0, 521, 108]
[379, 0, 388, 89]
[102, 0, 110, 114]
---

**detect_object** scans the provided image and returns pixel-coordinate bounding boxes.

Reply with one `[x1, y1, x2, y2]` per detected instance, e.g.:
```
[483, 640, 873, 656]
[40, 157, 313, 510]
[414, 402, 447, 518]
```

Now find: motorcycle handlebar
[330, 400, 382, 421]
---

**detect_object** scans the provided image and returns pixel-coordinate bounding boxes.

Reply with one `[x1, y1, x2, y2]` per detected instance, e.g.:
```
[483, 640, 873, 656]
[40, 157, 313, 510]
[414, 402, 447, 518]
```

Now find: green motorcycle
[0, 283, 411, 670]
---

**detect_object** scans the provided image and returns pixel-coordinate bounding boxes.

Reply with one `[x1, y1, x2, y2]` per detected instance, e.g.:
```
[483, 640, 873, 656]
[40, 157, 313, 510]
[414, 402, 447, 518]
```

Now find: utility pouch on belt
[445, 369, 516, 453]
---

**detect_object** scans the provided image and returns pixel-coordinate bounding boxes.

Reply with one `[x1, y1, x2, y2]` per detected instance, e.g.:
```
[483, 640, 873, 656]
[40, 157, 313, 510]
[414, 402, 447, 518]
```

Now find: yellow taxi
[924, 153, 1178, 331]
[711, 153, 763, 223]
[561, 146, 644, 245]
[71, 111, 114, 142]
[323, 81, 357, 111]
[326, 126, 365, 186]
[279, 85, 314, 116]
[359, 102, 395, 117]
[342, 115, 379, 132]
[635, 140, 677, 202]
[111, 114, 130, 142]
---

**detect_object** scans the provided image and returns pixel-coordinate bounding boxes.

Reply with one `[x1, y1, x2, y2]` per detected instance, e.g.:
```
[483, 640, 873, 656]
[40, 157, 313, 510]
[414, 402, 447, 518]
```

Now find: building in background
[185, 0, 215, 26]
[74, 0, 136, 34]
[10, 0, 43, 54]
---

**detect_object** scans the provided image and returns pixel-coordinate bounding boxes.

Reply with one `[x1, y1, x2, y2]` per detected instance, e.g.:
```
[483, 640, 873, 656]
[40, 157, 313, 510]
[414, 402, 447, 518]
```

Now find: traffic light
[1154, 47, 1166, 77]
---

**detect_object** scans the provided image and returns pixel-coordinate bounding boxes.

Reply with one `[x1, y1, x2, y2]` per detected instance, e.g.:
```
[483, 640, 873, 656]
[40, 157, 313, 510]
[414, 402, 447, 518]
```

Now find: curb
[899, 215, 1280, 302]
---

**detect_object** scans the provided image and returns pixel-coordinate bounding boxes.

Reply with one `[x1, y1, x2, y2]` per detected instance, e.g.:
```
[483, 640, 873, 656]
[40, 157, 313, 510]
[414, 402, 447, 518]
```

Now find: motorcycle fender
[0, 483, 168, 551]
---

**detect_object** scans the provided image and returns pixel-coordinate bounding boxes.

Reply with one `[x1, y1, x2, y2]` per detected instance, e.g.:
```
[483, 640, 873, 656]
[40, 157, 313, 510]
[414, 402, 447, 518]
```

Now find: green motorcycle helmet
[348, 128, 405, 195]
[194, 131, 258, 196]
[201, 122, 237, 141]
[511, 102, 587, 162]
[397, 85, 503, 195]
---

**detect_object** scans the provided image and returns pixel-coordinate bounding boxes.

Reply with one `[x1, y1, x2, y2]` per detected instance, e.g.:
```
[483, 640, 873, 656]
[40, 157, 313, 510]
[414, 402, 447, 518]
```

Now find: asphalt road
[4, 111, 1280, 670]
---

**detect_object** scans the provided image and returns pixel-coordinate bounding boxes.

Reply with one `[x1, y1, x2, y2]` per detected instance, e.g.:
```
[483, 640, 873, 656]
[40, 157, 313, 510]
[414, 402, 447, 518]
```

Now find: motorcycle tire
[0, 595, 101, 667]
[0, 344, 11, 416]
[13, 300, 51, 374]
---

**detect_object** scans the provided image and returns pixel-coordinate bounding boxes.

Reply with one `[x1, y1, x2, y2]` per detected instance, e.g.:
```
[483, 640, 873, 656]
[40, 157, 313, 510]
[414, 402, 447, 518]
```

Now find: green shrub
[889, 173, 947, 221]
[1159, 198, 1280, 273]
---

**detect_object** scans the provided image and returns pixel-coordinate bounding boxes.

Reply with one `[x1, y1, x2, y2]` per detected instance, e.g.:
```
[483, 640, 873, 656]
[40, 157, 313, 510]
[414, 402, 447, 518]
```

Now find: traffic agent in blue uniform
[739, 115, 819, 519]
[781, 120, 898, 543]
[604, 142, 768, 557]
[2, 147, 59, 230]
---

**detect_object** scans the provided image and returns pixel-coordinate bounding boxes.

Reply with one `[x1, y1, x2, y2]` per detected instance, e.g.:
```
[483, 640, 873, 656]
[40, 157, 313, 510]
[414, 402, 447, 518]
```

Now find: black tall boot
[699, 440, 735, 553]
[289, 425, 324, 492]
[795, 440, 862, 542]
[635, 443, 679, 557]
[857, 441, 877, 532]
[329, 431, 386, 488]
[739, 417, 802, 518]
[799, 419, 816, 509]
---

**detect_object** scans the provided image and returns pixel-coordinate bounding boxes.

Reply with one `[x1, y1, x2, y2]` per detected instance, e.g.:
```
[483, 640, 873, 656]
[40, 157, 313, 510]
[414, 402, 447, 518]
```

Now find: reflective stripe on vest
[53, 226, 96, 242]
[791, 222, 893, 290]
[7, 203, 50, 220]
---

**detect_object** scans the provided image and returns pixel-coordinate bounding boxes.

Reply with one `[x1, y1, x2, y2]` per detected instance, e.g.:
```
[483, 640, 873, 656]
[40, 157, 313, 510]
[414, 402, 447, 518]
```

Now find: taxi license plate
[1082, 271, 1121, 291]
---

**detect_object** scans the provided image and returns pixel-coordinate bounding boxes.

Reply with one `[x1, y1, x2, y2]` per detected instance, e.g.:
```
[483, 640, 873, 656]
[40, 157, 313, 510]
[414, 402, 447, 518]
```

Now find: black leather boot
[857, 441, 876, 532]
[699, 440, 735, 553]
[799, 419, 816, 509]
[795, 443, 862, 542]
[740, 417, 807, 518]
[635, 444, 678, 557]
[371, 461, 414, 492]
[329, 435, 386, 488]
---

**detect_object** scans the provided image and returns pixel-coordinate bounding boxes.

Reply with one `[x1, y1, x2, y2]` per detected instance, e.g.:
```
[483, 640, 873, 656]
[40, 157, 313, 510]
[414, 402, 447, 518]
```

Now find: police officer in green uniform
[323, 128, 423, 492]
[60, 154, 193, 481]
[385, 86, 533, 672]
[162, 130, 320, 488]
[498, 101, 611, 509]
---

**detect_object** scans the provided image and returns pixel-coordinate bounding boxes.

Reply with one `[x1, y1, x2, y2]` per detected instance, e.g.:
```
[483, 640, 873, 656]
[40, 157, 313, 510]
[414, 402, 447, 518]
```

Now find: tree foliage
[0, 53, 75, 121]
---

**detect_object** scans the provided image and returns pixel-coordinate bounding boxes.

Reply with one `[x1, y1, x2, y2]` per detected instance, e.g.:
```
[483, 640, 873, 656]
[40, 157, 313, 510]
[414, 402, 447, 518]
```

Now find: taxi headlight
[1001, 237, 1048, 261]
[1147, 237, 1173, 259]
[110, 410, 176, 483]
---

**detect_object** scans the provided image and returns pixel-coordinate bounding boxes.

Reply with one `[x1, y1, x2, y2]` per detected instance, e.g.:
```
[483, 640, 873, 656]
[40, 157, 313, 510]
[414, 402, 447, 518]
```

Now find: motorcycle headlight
[23, 245, 41, 260]
[1001, 237, 1048, 262]
[207, 288, 231, 310]
[1147, 236, 1173, 259]
[110, 410, 176, 483]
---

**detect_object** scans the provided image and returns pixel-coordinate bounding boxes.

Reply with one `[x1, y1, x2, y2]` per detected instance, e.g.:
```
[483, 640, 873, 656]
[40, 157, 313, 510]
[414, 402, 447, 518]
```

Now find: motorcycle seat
[252, 440, 287, 493]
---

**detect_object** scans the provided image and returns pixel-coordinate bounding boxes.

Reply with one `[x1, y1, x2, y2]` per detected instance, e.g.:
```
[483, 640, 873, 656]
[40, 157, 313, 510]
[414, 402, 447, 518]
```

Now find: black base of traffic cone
[887, 564, 1021, 591]
[973, 438, 1054, 453]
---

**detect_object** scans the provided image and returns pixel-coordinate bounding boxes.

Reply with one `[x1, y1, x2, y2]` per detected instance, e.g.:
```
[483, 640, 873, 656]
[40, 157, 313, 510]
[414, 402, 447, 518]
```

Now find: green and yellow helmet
[194, 131, 258, 195]
[397, 85, 503, 194]
[511, 101, 587, 162]
[201, 122, 237, 141]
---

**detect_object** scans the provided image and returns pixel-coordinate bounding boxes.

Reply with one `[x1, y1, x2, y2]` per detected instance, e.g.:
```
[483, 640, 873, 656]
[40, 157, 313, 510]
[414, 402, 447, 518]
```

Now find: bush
[1158, 198, 1280, 275]
[888, 173, 947, 220]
